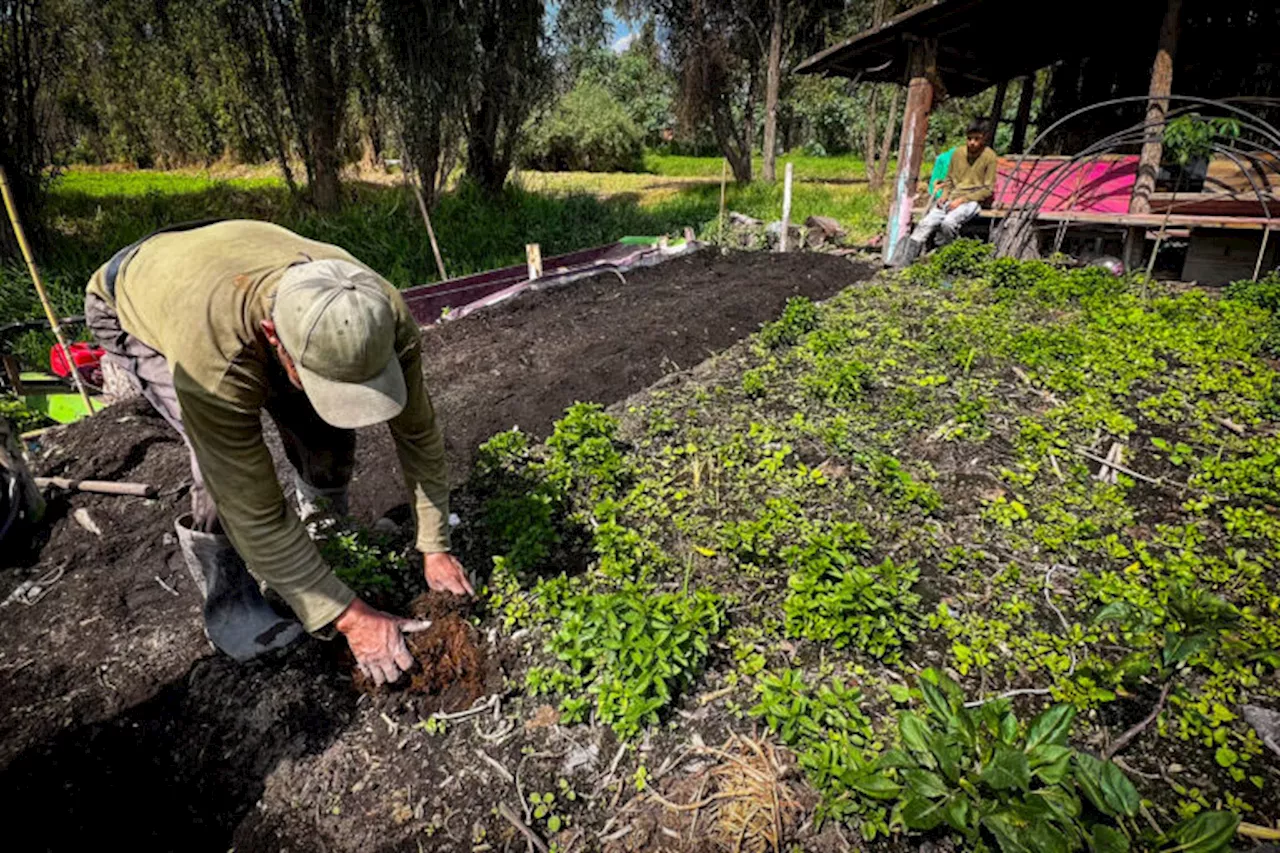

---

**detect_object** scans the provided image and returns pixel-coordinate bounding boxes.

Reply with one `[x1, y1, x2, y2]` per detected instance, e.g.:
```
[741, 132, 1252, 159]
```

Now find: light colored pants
[911, 200, 981, 247]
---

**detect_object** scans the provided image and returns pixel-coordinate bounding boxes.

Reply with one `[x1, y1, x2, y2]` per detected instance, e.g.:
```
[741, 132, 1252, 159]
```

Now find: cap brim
[296, 357, 407, 430]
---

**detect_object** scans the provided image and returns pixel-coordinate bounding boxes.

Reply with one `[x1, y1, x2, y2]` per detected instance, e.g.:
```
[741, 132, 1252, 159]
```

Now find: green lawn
[1, 158, 886, 364]
[645, 151, 873, 180]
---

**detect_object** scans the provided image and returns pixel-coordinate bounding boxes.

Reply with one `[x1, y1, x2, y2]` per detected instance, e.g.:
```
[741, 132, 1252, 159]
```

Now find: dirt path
[0, 250, 872, 852]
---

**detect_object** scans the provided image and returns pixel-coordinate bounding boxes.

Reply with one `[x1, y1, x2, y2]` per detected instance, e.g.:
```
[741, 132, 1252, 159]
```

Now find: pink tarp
[993, 156, 1139, 214]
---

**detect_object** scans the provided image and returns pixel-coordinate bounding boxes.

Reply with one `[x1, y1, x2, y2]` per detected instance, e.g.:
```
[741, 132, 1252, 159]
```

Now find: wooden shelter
[796, 0, 1280, 279]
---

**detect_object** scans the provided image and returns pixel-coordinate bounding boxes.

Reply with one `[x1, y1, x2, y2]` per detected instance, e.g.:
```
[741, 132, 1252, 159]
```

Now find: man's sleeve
[387, 324, 450, 553]
[177, 378, 355, 632]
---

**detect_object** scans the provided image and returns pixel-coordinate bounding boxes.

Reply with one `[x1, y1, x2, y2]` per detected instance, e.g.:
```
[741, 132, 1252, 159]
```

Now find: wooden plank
[974, 208, 1279, 231]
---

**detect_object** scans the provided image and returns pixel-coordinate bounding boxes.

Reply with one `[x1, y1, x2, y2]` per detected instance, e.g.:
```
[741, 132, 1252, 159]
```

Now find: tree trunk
[302, 0, 342, 211]
[864, 87, 880, 185]
[987, 79, 1008, 139]
[761, 0, 783, 182]
[1010, 75, 1035, 154]
[875, 86, 901, 189]
[1131, 0, 1182, 214]
[864, 0, 892, 191]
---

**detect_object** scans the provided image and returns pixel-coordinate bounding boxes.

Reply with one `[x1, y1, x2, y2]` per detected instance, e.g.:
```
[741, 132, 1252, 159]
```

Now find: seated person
[894, 119, 998, 266]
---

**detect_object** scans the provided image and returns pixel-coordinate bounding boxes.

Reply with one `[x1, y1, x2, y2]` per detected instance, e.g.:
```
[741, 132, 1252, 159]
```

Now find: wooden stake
[410, 175, 448, 282]
[719, 159, 729, 244]
[0, 166, 95, 416]
[780, 162, 794, 252]
[526, 243, 543, 280]
[35, 477, 157, 498]
[1253, 227, 1273, 281]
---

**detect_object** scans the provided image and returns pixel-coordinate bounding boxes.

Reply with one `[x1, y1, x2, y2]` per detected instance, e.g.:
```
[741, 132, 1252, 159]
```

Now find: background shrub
[519, 82, 645, 173]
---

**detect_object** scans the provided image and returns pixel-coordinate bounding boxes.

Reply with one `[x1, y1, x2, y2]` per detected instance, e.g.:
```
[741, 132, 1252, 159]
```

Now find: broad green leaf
[933, 738, 964, 784]
[1029, 744, 1074, 785]
[998, 710, 1019, 745]
[903, 769, 949, 799]
[1075, 754, 1139, 818]
[1162, 631, 1213, 668]
[1027, 818, 1072, 853]
[1163, 811, 1240, 853]
[887, 683, 912, 704]
[875, 749, 915, 770]
[900, 712, 934, 756]
[1090, 824, 1130, 853]
[1091, 601, 1132, 626]
[1026, 705, 1076, 751]
[1026, 787, 1082, 824]
[918, 676, 953, 724]
[980, 745, 1031, 792]
[849, 772, 901, 800]
[942, 795, 971, 833]
[982, 810, 1035, 853]
[900, 794, 947, 831]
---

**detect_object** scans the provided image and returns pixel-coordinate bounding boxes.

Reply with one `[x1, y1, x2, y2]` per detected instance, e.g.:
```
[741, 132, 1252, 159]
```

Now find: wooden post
[780, 162, 794, 252]
[526, 244, 543, 280]
[1130, 0, 1183, 215]
[987, 79, 1009, 138]
[1010, 75, 1035, 154]
[884, 37, 938, 265]
[410, 176, 449, 282]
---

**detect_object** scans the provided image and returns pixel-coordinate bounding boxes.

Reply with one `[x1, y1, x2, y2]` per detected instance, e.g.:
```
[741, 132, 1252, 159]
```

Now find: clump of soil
[352, 591, 491, 714]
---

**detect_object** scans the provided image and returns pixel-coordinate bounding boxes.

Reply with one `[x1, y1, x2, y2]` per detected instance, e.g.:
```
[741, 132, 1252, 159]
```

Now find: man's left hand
[424, 552, 474, 596]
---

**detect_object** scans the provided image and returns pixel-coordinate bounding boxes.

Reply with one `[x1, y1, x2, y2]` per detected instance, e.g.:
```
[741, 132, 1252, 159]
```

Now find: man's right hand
[334, 598, 430, 685]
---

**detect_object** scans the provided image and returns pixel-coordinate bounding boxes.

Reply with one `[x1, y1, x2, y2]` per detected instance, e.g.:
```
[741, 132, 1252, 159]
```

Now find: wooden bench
[911, 153, 1278, 282]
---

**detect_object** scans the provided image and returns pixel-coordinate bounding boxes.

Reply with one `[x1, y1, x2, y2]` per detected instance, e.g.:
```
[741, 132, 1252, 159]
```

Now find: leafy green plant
[760, 297, 820, 348]
[0, 396, 51, 433]
[874, 671, 1240, 853]
[518, 81, 645, 173]
[783, 534, 920, 661]
[317, 525, 407, 596]
[539, 585, 723, 738]
[750, 669, 893, 838]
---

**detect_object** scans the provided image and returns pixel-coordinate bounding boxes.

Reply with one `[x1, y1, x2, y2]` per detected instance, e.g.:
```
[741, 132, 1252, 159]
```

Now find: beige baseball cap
[272, 259, 406, 430]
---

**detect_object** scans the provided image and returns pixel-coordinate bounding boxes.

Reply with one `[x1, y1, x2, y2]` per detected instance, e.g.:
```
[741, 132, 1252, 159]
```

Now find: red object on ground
[49, 342, 105, 378]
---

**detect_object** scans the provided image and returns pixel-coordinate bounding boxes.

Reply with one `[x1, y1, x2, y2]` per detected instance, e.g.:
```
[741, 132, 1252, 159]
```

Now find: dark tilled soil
[0, 250, 873, 852]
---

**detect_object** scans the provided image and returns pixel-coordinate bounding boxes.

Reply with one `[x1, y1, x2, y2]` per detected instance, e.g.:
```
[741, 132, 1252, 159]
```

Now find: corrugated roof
[795, 0, 1160, 98]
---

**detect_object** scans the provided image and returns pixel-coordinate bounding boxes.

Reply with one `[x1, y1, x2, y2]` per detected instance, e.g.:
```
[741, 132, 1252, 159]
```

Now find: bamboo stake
[0, 166, 95, 416]
[409, 175, 449, 282]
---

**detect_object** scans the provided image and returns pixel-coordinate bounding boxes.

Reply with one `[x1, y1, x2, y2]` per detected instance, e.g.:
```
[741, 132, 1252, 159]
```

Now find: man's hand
[424, 551, 474, 596]
[335, 598, 431, 685]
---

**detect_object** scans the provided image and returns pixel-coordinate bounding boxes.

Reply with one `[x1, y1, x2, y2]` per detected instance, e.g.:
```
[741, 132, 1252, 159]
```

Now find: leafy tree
[519, 81, 644, 172]
[217, 0, 363, 210]
[377, 0, 471, 204]
[463, 0, 552, 195]
[1, 0, 73, 254]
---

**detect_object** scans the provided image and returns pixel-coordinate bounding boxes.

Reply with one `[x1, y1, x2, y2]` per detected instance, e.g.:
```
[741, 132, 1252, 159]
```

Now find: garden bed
[0, 250, 872, 852]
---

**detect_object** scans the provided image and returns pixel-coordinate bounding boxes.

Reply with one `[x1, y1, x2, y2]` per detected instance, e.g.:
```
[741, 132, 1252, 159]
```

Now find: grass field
[1, 155, 886, 364]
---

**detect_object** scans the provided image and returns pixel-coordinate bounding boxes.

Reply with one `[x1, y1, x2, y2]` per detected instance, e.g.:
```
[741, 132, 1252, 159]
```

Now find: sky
[607, 9, 638, 53]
